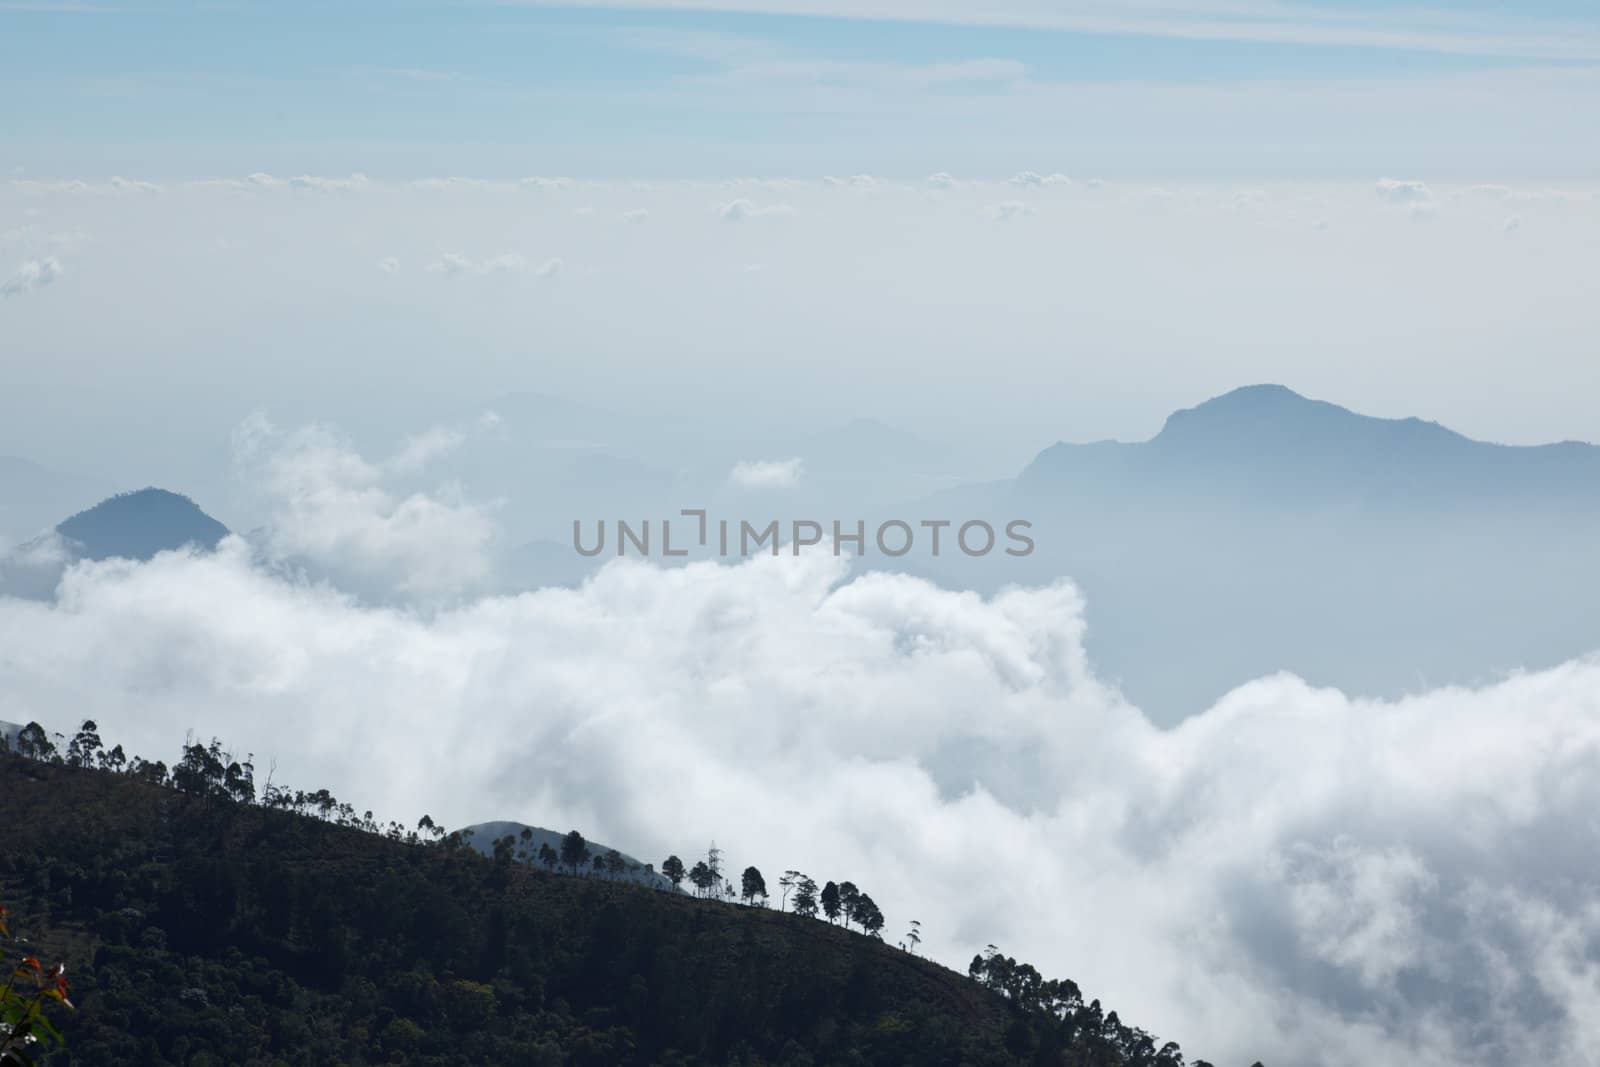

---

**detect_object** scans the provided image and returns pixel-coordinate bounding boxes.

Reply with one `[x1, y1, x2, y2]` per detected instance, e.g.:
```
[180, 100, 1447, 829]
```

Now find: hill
[0, 745, 1240, 1066]
[54, 487, 230, 562]
[459, 821, 670, 889]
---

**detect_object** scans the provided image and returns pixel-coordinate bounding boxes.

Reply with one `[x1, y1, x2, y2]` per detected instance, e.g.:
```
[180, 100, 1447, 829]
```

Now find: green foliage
[0, 904, 73, 1066]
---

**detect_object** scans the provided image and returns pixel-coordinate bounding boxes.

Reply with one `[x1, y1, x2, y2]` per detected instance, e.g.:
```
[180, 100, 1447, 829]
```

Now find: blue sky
[5, 1, 1600, 176]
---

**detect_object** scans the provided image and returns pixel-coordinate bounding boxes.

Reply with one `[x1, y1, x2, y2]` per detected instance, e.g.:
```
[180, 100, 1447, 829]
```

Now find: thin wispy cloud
[502, 0, 1600, 61]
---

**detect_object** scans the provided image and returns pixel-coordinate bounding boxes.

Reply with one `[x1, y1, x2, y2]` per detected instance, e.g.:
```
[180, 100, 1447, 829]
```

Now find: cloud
[429, 251, 531, 276]
[926, 171, 958, 188]
[230, 415, 498, 599]
[5, 539, 1600, 1067]
[620, 208, 650, 223]
[1010, 170, 1070, 186]
[719, 198, 796, 221]
[1, 256, 62, 296]
[1376, 177, 1432, 204]
[522, 176, 574, 190]
[377, 257, 401, 275]
[488, 0, 1600, 61]
[728, 457, 803, 489]
[985, 200, 1034, 221]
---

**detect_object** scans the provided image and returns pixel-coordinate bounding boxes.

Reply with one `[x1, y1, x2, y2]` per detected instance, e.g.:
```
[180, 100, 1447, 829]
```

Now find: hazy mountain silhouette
[460, 820, 670, 889]
[55, 488, 230, 562]
[1020, 383, 1600, 509]
[911, 385, 1600, 724]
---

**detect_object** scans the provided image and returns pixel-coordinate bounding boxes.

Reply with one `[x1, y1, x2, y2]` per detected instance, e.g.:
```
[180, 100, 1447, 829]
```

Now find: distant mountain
[911, 385, 1600, 724]
[460, 820, 671, 889]
[55, 488, 229, 562]
[1020, 384, 1600, 510]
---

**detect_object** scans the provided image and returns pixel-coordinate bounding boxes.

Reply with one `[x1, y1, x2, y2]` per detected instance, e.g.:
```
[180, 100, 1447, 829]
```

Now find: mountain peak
[1155, 384, 1350, 441]
[56, 487, 229, 562]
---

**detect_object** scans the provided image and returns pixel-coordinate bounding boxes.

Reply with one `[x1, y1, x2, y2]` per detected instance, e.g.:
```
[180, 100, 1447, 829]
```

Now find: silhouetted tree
[820, 880, 841, 923]
[792, 876, 819, 918]
[605, 849, 626, 880]
[779, 870, 802, 911]
[688, 860, 714, 898]
[67, 720, 103, 769]
[837, 881, 861, 929]
[15, 722, 54, 762]
[905, 919, 922, 955]
[538, 842, 558, 870]
[855, 894, 884, 938]
[740, 866, 767, 906]
[560, 830, 590, 875]
[662, 854, 686, 891]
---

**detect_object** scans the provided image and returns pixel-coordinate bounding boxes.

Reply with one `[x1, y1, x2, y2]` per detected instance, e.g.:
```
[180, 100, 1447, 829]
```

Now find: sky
[4, 0, 1600, 179]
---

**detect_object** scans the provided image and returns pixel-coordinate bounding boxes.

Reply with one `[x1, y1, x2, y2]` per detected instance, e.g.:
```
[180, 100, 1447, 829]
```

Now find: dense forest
[0, 722, 1260, 1066]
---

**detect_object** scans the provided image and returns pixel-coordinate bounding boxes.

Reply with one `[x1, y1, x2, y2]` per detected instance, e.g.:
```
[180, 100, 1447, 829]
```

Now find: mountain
[0, 750, 1235, 1066]
[459, 820, 670, 889]
[910, 385, 1600, 724]
[54, 487, 229, 562]
[1020, 384, 1600, 510]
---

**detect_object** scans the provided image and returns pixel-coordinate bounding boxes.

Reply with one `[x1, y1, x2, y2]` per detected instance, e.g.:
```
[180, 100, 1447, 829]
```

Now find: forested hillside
[0, 734, 1256, 1066]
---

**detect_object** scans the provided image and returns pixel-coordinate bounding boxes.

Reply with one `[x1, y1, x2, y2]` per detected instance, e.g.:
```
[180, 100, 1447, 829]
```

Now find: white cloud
[377, 256, 401, 275]
[620, 208, 650, 223]
[230, 415, 498, 599]
[1, 256, 62, 296]
[985, 200, 1034, 221]
[728, 457, 803, 489]
[926, 171, 958, 188]
[428, 251, 531, 276]
[1376, 177, 1433, 204]
[1010, 170, 1070, 186]
[719, 198, 796, 221]
[4, 541, 1600, 1066]
[522, 176, 574, 190]
[493, 0, 1600, 61]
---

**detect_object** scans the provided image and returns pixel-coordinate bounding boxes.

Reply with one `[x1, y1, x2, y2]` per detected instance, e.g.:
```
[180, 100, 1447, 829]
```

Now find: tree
[15, 722, 55, 762]
[66, 720, 102, 769]
[905, 919, 922, 955]
[688, 861, 714, 898]
[605, 849, 626, 880]
[837, 881, 861, 929]
[855, 894, 885, 939]
[538, 842, 559, 870]
[560, 830, 589, 875]
[99, 743, 126, 774]
[740, 866, 767, 906]
[779, 870, 802, 911]
[662, 854, 686, 892]
[792, 876, 819, 918]
[820, 881, 841, 924]
[591, 854, 606, 876]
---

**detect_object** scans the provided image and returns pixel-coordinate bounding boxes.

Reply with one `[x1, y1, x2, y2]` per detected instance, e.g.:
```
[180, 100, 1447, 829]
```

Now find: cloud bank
[2, 488, 1600, 1065]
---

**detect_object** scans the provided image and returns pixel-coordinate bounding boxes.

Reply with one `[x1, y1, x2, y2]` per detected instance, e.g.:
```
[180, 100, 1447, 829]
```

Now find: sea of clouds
[2, 423, 1599, 1067]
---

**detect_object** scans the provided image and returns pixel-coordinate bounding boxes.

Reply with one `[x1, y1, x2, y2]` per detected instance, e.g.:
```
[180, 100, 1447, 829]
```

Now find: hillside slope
[0, 753, 1238, 1066]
